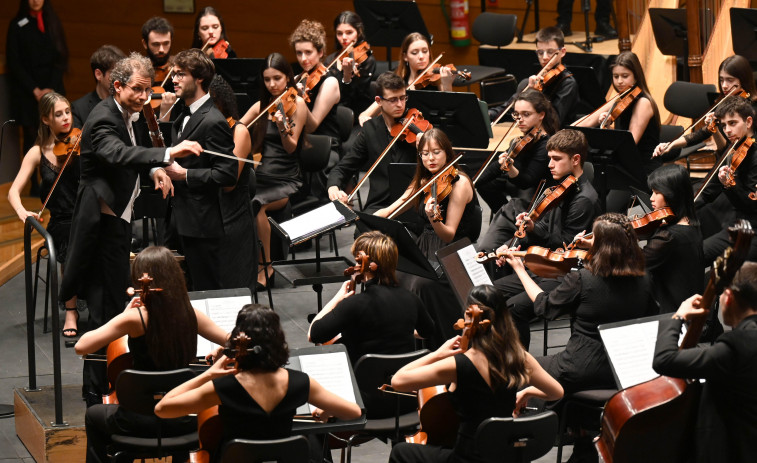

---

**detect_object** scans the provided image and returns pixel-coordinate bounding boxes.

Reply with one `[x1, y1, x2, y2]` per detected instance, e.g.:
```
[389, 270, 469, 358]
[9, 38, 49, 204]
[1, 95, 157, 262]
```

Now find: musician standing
[653, 263, 757, 463]
[164, 48, 237, 291]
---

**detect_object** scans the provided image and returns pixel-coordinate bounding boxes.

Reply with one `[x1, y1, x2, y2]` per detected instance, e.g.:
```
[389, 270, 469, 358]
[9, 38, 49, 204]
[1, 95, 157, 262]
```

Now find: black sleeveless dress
[253, 119, 303, 206]
[39, 154, 79, 264]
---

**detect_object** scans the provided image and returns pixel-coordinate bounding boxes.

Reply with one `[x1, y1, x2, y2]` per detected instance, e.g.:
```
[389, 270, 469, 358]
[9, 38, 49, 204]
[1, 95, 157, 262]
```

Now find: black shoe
[62, 307, 80, 338]
[595, 21, 618, 38]
[556, 22, 573, 36]
[255, 272, 275, 292]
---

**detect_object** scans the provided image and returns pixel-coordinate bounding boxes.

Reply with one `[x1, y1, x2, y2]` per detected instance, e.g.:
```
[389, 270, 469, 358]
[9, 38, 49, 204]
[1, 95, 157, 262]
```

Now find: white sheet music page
[280, 202, 345, 242]
[194, 295, 251, 357]
[457, 244, 493, 286]
[600, 320, 663, 389]
[298, 352, 357, 413]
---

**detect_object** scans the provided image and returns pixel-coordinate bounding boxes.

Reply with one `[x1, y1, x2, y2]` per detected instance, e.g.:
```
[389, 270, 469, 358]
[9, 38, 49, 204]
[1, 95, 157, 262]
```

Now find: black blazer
[171, 97, 236, 238]
[72, 91, 102, 129]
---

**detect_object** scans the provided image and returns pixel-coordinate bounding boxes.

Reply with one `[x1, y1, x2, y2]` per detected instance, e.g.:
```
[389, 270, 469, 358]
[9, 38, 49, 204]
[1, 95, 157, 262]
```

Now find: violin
[150, 61, 176, 110]
[629, 206, 674, 238]
[246, 86, 299, 131]
[297, 63, 328, 104]
[389, 108, 432, 144]
[343, 251, 377, 293]
[596, 220, 753, 463]
[39, 128, 83, 217]
[476, 246, 588, 279]
[142, 101, 166, 148]
[349, 41, 372, 77]
[533, 64, 566, 92]
[387, 154, 464, 221]
[500, 126, 543, 172]
[723, 136, 755, 188]
[425, 164, 459, 222]
[413, 63, 471, 89]
[514, 175, 577, 240]
[153, 63, 172, 87]
[210, 39, 230, 59]
[600, 86, 642, 129]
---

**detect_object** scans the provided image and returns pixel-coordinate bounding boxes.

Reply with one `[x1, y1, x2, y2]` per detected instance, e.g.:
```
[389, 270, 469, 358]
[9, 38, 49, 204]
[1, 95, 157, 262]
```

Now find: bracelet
[672, 315, 685, 321]
[341, 77, 352, 85]
[279, 127, 288, 134]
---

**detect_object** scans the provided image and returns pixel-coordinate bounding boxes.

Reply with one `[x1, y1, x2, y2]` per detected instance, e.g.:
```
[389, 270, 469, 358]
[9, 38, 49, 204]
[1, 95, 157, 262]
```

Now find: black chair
[464, 13, 519, 106]
[330, 349, 429, 463]
[663, 81, 717, 119]
[555, 389, 617, 463]
[218, 436, 309, 463]
[336, 106, 354, 145]
[107, 369, 198, 462]
[475, 411, 558, 463]
[656, 124, 686, 163]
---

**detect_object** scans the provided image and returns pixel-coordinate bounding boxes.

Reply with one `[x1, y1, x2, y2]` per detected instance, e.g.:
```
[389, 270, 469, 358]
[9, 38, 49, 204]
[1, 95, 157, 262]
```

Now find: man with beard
[141, 16, 178, 120]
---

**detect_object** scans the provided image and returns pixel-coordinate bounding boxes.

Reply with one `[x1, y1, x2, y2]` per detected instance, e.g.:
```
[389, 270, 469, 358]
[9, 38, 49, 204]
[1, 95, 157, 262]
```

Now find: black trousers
[180, 235, 223, 291]
[388, 442, 453, 463]
[557, 0, 612, 24]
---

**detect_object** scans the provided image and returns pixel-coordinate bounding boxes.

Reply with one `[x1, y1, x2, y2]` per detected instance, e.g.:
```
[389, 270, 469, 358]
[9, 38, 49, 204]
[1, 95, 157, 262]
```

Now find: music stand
[574, 127, 646, 212]
[730, 8, 757, 64]
[436, 238, 495, 308]
[407, 90, 490, 149]
[212, 58, 266, 99]
[354, 0, 431, 65]
[649, 8, 689, 81]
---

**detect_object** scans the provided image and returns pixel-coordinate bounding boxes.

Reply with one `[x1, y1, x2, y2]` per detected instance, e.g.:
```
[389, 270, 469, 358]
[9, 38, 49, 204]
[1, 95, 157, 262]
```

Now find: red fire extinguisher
[445, 0, 471, 47]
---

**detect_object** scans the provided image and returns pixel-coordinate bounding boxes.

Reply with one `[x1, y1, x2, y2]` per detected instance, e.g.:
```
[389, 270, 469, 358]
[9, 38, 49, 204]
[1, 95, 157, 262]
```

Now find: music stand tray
[407, 90, 491, 149]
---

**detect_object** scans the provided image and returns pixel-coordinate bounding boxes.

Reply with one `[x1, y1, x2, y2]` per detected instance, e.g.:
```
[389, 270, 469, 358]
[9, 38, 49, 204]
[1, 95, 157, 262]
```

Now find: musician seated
[327, 72, 418, 214]
[191, 7, 237, 59]
[155, 304, 362, 462]
[309, 231, 435, 366]
[488, 26, 578, 127]
[75, 246, 229, 463]
[72, 45, 126, 129]
[388, 285, 563, 463]
[653, 263, 757, 463]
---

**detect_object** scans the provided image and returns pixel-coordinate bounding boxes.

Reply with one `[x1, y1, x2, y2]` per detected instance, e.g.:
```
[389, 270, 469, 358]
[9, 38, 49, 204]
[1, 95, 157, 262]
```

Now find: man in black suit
[164, 49, 237, 291]
[327, 72, 417, 213]
[72, 45, 126, 128]
[60, 52, 202, 404]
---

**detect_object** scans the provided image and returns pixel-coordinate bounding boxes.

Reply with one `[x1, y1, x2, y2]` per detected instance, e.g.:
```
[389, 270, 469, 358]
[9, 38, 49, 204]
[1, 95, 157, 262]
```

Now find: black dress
[252, 119, 302, 206]
[388, 354, 517, 463]
[39, 154, 79, 264]
[614, 94, 661, 177]
[534, 268, 657, 393]
[326, 50, 377, 121]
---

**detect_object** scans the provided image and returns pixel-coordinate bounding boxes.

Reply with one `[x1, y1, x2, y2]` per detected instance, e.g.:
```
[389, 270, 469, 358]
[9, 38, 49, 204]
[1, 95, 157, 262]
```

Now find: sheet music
[457, 244, 493, 286]
[194, 295, 251, 357]
[298, 352, 356, 413]
[280, 202, 345, 242]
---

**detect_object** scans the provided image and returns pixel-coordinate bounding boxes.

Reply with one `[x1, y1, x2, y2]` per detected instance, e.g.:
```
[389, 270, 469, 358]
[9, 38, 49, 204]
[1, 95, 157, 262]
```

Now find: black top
[614, 94, 661, 177]
[213, 369, 309, 444]
[696, 139, 757, 223]
[307, 73, 341, 141]
[327, 115, 418, 212]
[684, 100, 757, 148]
[653, 315, 757, 463]
[309, 278, 435, 365]
[449, 354, 517, 463]
[476, 134, 551, 202]
[39, 154, 79, 263]
[326, 50, 377, 121]
[128, 308, 155, 371]
[489, 69, 579, 127]
[72, 91, 102, 129]
[643, 223, 704, 313]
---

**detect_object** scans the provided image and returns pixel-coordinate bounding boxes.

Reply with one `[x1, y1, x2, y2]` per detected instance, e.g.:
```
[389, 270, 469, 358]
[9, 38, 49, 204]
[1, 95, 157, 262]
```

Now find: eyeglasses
[535, 49, 559, 57]
[419, 149, 444, 158]
[511, 111, 534, 121]
[172, 71, 188, 81]
[380, 95, 409, 104]
[123, 84, 153, 96]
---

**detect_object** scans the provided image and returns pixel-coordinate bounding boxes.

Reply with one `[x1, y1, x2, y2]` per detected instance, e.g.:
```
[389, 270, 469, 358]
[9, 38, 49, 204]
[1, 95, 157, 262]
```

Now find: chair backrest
[115, 368, 196, 416]
[472, 13, 517, 47]
[663, 81, 718, 119]
[336, 105, 355, 143]
[219, 436, 309, 463]
[299, 134, 332, 173]
[474, 411, 558, 463]
[583, 161, 594, 184]
[353, 350, 429, 419]
[660, 124, 684, 143]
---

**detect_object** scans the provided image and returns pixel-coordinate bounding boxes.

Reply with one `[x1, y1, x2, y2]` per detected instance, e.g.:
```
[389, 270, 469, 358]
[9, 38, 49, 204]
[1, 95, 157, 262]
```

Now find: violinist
[154, 304, 362, 462]
[503, 213, 656, 461]
[208, 75, 255, 291]
[326, 11, 376, 123]
[695, 98, 757, 263]
[72, 45, 126, 129]
[8, 92, 79, 338]
[140, 17, 179, 121]
[239, 53, 308, 290]
[388, 285, 563, 463]
[653, 55, 757, 159]
[309, 231, 434, 366]
[652, 263, 757, 463]
[488, 27, 578, 126]
[327, 72, 418, 213]
[191, 7, 237, 59]
[477, 90, 559, 251]
[59, 53, 201, 405]
[163, 49, 237, 292]
[75, 246, 230, 463]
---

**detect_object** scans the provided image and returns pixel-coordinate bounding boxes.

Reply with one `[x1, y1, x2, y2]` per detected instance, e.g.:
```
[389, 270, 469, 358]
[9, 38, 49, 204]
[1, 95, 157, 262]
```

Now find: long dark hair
[396, 32, 432, 82]
[226, 304, 289, 372]
[611, 51, 660, 126]
[514, 89, 559, 135]
[191, 6, 230, 49]
[467, 285, 529, 389]
[647, 164, 697, 226]
[585, 213, 645, 277]
[333, 11, 366, 50]
[408, 128, 461, 199]
[131, 246, 198, 370]
[209, 75, 238, 120]
[718, 55, 757, 103]
[251, 53, 297, 153]
[15, 0, 68, 70]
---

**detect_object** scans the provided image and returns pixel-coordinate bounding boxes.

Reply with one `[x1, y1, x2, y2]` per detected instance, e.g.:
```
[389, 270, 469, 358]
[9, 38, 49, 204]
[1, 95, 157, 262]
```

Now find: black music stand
[731, 8, 757, 64]
[436, 238, 483, 308]
[354, 0, 431, 65]
[212, 58, 266, 99]
[649, 8, 689, 82]
[407, 90, 490, 149]
[574, 127, 646, 212]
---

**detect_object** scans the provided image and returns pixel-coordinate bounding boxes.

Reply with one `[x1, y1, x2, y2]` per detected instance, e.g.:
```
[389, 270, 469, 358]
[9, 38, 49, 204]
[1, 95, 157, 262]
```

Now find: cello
[595, 219, 753, 463]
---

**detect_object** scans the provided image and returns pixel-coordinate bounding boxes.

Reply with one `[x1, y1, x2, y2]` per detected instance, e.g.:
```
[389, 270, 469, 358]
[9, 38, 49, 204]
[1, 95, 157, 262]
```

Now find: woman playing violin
[191, 7, 236, 59]
[240, 53, 307, 290]
[8, 92, 79, 337]
[75, 246, 229, 463]
[155, 304, 362, 462]
[388, 285, 563, 463]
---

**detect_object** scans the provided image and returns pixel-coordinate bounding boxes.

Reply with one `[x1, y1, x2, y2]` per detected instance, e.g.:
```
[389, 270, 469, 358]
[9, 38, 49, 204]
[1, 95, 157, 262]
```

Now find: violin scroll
[344, 251, 378, 292]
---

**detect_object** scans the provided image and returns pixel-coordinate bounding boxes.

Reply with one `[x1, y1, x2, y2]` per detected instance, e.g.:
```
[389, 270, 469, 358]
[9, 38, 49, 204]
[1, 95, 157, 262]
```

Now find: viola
[298, 63, 328, 104]
[500, 126, 543, 172]
[414, 63, 471, 89]
[629, 206, 674, 238]
[343, 251, 377, 293]
[476, 246, 588, 278]
[723, 136, 755, 188]
[425, 164, 459, 222]
[600, 86, 642, 129]
[595, 220, 753, 463]
[514, 176, 578, 240]
[389, 108, 432, 144]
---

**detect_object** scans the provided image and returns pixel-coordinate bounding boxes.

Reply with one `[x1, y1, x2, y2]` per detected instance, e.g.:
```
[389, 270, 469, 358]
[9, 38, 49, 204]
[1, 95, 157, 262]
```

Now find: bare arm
[374, 186, 414, 218]
[239, 101, 262, 128]
[8, 146, 43, 223]
[513, 353, 564, 416]
[154, 356, 235, 418]
[74, 298, 143, 355]
[627, 97, 654, 144]
[195, 308, 230, 347]
[308, 377, 362, 420]
[305, 77, 340, 133]
[391, 336, 461, 392]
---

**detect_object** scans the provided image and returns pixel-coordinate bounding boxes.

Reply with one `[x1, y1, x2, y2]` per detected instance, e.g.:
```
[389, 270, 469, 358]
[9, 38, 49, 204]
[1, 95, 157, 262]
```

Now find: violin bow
[387, 154, 464, 220]
[570, 86, 630, 127]
[506, 179, 547, 248]
[245, 90, 290, 129]
[203, 149, 261, 165]
[491, 52, 560, 126]
[39, 129, 84, 217]
[472, 121, 519, 185]
[693, 137, 740, 203]
[324, 43, 354, 73]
